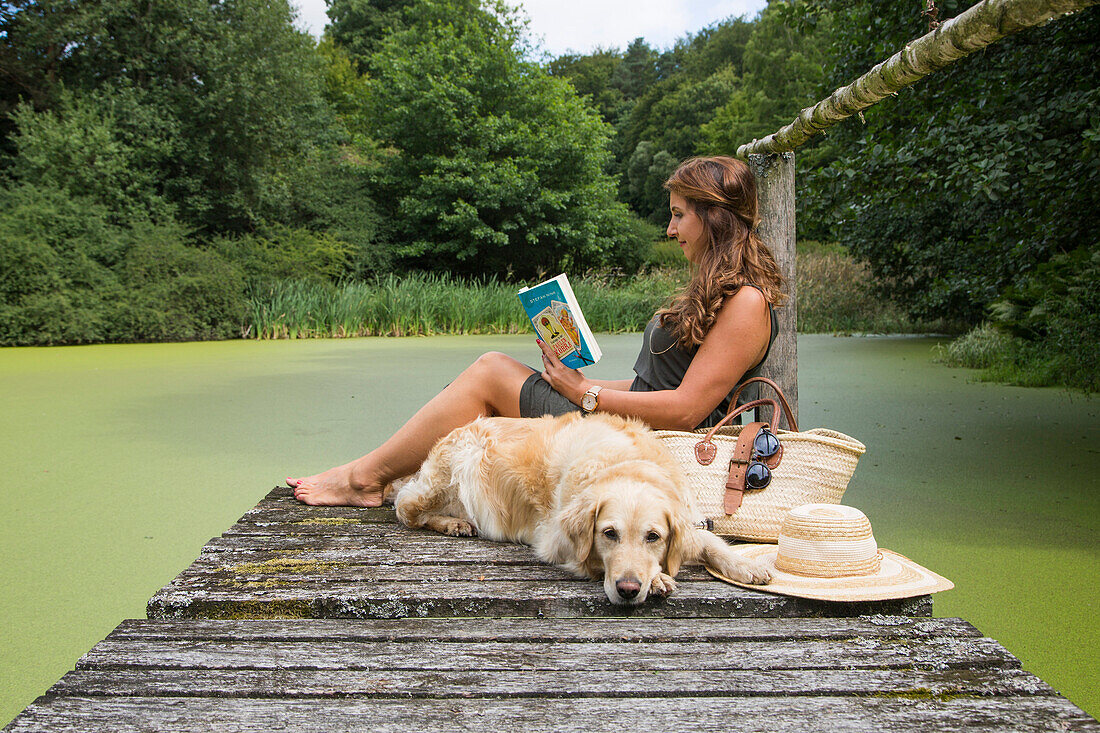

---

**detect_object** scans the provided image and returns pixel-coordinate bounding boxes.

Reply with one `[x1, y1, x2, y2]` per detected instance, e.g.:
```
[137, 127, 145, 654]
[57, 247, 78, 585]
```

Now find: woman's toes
[286, 477, 300, 488]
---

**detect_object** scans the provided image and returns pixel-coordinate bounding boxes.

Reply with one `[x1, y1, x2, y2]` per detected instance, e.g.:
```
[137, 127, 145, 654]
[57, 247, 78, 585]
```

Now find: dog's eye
[646, 531, 661, 543]
[602, 528, 619, 541]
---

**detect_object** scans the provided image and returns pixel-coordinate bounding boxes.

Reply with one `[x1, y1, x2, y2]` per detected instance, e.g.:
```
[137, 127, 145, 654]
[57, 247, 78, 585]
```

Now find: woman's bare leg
[287, 352, 538, 507]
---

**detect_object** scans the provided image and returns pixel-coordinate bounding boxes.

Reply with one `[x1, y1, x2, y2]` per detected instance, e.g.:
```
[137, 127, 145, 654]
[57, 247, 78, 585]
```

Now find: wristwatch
[580, 385, 603, 413]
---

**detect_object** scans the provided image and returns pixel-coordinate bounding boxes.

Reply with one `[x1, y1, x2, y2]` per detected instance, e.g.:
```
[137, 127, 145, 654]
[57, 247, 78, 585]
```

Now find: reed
[245, 272, 679, 339]
[795, 242, 944, 334]
[244, 244, 942, 340]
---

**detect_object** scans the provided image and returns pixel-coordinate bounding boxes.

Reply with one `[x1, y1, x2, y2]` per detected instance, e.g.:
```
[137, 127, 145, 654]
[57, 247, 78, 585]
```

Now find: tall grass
[933, 322, 1098, 393]
[245, 272, 677, 339]
[244, 243, 945, 340]
[795, 241, 942, 334]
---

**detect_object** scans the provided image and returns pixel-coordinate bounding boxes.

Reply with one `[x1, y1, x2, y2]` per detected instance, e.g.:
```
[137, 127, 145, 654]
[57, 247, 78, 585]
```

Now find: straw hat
[709, 504, 954, 601]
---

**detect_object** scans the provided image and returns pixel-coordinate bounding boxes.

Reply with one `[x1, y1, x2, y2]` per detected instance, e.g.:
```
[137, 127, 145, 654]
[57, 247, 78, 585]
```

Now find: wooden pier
[6, 487, 1098, 731]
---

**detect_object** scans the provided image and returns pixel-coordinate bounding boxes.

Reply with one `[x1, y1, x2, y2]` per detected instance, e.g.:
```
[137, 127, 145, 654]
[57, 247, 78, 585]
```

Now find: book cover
[517, 274, 602, 369]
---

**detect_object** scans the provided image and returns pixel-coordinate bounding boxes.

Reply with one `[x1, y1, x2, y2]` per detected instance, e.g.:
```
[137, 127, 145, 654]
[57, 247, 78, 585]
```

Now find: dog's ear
[554, 493, 601, 577]
[663, 507, 699, 578]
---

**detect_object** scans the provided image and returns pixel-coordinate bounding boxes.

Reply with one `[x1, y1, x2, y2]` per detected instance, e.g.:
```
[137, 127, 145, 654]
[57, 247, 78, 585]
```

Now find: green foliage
[8, 91, 175, 224]
[796, 241, 940, 334]
[798, 1, 1100, 326]
[622, 142, 680, 224]
[934, 323, 1013, 370]
[983, 247, 1100, 391]
[361, 0, 648, 278]
[215, 226, 354, 284]
[0, 183, 245, 345]
[614, 23, 752, 220]
[1, 0, 333, 235]
[548, 48, 630, 124]
[316, 36, 374, 141]
[241, 241, 941, 341]
[113, 222, 246, 342]
[700, 5, 833, 172]
[543, 5, 841, 226]
[556, 14, 787, 222]
[326, 0, 419, 67]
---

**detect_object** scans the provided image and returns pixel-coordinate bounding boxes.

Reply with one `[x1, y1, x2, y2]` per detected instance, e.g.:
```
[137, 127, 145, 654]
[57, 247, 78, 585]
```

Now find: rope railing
[736, 0, 1098, 157]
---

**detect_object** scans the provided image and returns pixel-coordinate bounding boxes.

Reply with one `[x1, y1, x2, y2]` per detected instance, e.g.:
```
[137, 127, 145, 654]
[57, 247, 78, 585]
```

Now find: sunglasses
[744, 427, 780, 491]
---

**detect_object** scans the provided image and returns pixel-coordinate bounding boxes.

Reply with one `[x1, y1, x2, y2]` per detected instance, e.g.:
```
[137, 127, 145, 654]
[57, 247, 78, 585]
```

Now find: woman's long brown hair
[657, 156, 785, 348]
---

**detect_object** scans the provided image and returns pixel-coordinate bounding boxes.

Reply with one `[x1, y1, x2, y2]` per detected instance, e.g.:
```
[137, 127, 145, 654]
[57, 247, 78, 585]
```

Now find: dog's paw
[649, 572, 678, 597]
[441, 518, 478, 537]
[741, 558, 771, 585]
[711, 555, 772, 585]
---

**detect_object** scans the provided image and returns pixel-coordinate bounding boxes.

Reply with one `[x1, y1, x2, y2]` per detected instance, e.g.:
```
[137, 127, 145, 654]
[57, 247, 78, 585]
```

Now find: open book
[517, 274, 602, 369]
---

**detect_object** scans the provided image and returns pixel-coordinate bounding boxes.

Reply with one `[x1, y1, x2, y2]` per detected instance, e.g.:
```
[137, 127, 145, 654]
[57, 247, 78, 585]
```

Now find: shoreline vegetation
[2, 1, 1094, 392]
[244, 241, 950, 340]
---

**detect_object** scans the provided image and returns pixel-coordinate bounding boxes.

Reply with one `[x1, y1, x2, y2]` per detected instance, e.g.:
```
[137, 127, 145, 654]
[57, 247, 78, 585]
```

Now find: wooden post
[749, 152, 797, 429]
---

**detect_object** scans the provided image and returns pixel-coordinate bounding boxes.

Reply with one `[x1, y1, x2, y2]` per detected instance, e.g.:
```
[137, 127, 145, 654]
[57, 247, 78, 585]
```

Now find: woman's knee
[470, 351, 524, 379]
[464, 351, 533, 400]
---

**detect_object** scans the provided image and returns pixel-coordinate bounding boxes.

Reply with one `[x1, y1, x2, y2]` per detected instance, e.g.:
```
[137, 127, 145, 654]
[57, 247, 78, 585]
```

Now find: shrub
[215, 226, 354, 284]
[933, 323, 1014, 370]
[0, 183, 245, 345]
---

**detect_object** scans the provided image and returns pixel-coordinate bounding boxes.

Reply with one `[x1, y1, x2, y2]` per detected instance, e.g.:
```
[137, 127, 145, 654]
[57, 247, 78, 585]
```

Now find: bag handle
[693, 398, 778, 466]
[730, 376, 798, 432]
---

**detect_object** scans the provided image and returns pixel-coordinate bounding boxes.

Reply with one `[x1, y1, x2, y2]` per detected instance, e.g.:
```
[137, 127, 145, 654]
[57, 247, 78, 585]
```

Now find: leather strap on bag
[723, 420, 784, 514]
[725, 421, 765, 513]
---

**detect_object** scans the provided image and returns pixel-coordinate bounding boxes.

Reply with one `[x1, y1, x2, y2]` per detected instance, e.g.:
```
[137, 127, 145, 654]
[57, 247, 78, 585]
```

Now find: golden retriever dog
[393, 412, 771, 605]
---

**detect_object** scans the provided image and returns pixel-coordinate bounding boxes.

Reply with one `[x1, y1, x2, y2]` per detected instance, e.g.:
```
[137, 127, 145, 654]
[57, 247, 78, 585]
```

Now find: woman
[287, 156, 784, 507]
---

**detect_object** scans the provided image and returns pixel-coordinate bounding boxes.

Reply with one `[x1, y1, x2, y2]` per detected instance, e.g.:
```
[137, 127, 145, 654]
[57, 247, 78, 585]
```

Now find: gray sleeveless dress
[519, 290, 778, 430]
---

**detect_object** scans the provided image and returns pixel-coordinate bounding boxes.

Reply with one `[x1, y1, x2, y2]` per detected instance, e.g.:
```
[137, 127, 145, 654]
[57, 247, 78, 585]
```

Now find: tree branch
[736, 0, 1099, 157]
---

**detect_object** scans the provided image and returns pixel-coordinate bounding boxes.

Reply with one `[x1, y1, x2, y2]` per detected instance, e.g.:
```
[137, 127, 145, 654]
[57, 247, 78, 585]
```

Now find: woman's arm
[584, 378, 636, 390]
[538, 286, 771, 430]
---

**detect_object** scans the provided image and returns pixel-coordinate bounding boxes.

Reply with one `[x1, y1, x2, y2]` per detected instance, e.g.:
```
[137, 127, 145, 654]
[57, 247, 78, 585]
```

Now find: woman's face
[667, 193, 706, 264]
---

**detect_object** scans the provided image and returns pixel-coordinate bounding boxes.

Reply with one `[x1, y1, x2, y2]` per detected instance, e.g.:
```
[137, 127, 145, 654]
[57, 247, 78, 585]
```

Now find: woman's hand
[537, 339, 590, 404]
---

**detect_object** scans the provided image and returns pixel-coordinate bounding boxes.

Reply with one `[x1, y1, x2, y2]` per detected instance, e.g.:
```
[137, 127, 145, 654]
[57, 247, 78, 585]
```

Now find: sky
[290, 0, 770, 57]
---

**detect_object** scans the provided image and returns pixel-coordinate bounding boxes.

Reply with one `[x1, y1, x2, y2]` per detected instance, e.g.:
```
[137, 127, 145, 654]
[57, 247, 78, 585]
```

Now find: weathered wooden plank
[158, 561, 724, 584]
[9, 695, 1098, 732]
[47, 666, 1055, 700]
[199, 532, 546, 560]
[105, 616, 983, 643]
[236, 505, 395, 525]
[147, 578, 931, 620]
[224, 519, 410, 537]
[178, 555, 594, 576]
[74, 637, 1018, 673]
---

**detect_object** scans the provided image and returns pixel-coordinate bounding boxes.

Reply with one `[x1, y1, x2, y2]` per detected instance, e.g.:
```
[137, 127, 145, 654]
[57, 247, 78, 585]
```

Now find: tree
[701, 5, 831, 165]
[548, 48, 626, 125]
[796, 0, 1099, 324]
[326, 0, 417, 67]
[361, 0, 649, 278]
[0, 0, 332, 235]
[604, 17, 756, 219]
[0, 182, 245, 345]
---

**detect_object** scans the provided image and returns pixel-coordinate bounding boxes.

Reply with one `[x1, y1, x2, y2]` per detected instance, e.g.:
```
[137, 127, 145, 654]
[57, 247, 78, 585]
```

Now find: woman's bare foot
[286, 460, 385, 507]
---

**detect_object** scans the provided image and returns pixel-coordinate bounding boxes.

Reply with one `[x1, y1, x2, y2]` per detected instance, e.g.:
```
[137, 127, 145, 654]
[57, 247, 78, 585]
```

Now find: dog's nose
[616, 579, 641, 600]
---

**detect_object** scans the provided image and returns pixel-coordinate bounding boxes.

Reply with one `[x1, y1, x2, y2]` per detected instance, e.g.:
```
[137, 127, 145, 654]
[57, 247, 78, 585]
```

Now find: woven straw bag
[653, 377, 866, 542]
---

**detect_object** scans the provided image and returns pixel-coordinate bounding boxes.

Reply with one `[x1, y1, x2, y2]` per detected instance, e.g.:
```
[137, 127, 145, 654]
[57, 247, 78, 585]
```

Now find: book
[517, 274, 602, 369]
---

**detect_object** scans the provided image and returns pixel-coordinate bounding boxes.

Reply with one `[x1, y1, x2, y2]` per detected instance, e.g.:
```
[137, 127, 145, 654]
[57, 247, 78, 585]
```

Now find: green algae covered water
[1, 334, 1097, 724]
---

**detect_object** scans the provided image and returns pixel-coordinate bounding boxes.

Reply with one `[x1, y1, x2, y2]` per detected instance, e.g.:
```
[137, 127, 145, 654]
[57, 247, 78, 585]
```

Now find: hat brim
[709, 546, 954, 602]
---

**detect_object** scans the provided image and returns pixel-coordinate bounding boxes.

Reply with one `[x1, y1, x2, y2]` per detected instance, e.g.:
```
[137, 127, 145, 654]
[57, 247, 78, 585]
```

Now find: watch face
[582, 393, 596, 411]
